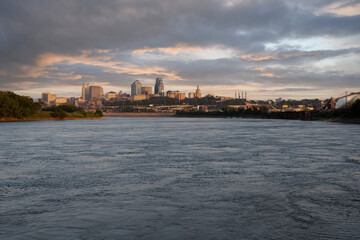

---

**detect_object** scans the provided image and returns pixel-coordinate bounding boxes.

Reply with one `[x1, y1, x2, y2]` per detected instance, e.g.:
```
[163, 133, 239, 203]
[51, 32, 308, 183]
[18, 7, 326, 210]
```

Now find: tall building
[188, 92, 195, 98]
[141, 86, 152, 95]
[131, 80, 142, 95]
[195, 85, 202, 98]
[89, 86, 103, 100]
[82, 83, 90, 100]
[41, 92, 57, 104]
[82, 83, 103, 100]
[154, 78, 164, 94]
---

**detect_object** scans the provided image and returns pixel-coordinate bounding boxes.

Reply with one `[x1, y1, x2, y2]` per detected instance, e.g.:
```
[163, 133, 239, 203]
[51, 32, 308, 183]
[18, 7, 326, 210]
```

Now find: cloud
[0, 0, 359, 99]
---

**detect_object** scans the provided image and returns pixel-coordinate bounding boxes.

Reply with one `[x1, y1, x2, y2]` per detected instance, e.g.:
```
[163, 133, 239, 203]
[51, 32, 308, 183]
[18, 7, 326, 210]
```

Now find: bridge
[335, 91, 360, 101]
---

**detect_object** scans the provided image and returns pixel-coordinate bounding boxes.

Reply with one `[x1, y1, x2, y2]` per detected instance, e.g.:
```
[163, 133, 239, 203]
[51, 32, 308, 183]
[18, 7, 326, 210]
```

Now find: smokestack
[245, 92, 247, 99]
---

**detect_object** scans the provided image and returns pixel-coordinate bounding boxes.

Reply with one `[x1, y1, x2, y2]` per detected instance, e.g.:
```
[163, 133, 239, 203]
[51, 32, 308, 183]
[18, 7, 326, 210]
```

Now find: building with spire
[195, 85, 202, 98]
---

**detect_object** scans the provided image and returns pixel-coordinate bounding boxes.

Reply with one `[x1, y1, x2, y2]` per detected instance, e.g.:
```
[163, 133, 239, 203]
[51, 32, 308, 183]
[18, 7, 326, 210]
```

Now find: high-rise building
[89, 86, 103, 100]
[195, 85, 202, 98]
[82, 83, 103, 100]
[154, 78, 164, 94]
[188, 92, 195, 98]
[82, 83, 90, 100]
[41, 92, 57, 104]
[141, 86, 152, 95]
[131, 80, 142, 95]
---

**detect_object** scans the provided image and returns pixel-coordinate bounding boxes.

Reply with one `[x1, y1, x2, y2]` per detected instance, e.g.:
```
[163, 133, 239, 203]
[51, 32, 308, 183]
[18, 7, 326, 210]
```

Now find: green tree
[51, 108, 67, 119]
[95, 109, 103, 117]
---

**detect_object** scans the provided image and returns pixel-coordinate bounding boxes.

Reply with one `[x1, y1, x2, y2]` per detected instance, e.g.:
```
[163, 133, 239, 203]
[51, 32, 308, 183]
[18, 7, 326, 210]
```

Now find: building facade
[82, 83, 103, 100]
[131, 80, 142, 95]
[154, 78, 164, 94]
[195, 85, 202, 98]
[41, 92, 57, 104]
[141, 86, 152, 95]
[55, 97, 68, 105]
[105, 91, 117, 100]
[90, 86, 104, 100]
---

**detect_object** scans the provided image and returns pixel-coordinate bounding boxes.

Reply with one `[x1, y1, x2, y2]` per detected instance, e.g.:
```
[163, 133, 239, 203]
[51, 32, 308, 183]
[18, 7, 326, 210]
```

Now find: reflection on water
[0, 118, 359, 239]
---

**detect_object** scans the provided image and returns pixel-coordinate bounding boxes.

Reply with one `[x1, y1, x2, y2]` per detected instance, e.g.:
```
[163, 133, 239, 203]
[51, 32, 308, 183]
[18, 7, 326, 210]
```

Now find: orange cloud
[12, 49, 184, 81]
[132, 43, 204, 55]
[251, 67, 280, 78]
[242, 51, 323, 62]
[323, 2, 360, 16]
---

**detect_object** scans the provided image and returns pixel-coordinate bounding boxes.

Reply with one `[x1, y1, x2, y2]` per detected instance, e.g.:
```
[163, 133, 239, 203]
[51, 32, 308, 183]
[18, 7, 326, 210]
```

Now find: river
[1, 118, 359, 239]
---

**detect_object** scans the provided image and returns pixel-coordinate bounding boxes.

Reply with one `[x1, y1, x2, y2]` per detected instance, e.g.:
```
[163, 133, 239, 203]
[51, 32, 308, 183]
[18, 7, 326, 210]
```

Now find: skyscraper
[195, 85, 202, 98]
[90, 86, 103, 99]
[131, 80, 142, 95]
[82, 83, 103, 100]
[141, 86, 152, 95]
[154, 77, 164, 94]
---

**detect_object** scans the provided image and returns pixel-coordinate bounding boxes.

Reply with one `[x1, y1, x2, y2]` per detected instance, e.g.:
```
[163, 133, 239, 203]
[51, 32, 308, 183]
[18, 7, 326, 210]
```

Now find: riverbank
[103, 112, 176, 117]
[0, 111, 102, 122]
[0, 116, 103, 122]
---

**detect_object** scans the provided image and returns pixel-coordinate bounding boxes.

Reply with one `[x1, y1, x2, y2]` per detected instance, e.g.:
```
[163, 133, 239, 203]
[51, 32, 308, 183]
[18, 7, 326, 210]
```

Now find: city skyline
[1, 1, 360, 100]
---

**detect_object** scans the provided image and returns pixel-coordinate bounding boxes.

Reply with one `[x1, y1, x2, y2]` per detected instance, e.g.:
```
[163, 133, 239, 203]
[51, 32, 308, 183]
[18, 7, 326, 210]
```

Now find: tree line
[0, 91, 41, 119]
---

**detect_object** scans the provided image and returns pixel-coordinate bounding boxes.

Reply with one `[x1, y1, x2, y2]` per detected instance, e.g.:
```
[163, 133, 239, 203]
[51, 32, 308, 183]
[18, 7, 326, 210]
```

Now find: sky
[0, 0, 360, 100]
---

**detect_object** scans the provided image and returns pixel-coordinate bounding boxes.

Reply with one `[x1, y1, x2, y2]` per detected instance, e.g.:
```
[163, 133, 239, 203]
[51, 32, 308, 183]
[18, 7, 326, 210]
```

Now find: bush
[51, 108, 67, 119]
[95, 109, 103, 117]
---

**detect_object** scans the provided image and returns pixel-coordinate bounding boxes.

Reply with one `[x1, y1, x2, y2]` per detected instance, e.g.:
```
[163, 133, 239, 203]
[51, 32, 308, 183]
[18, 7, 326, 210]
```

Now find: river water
[0, 118, 359, 239]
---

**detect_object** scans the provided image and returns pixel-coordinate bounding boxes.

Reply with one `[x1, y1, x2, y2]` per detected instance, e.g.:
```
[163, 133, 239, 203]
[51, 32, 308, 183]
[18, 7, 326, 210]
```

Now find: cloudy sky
[1, 0, 360, 100]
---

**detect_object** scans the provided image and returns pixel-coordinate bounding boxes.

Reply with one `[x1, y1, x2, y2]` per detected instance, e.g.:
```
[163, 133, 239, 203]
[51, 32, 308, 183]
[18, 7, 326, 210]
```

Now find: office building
[130, 94, 147, 101]
[105, 91, 117, 100]
[41, 92, 57, 104]
[141, 86, 152, 95]
[131, 80, 142, 95]
[82, 83, 103, 100]
[90, 86, 103, 100]
[195, 85, 202, 98]
[82, 83, 90, 101]
[167, 90, 185, 100]
[55, 97, 68, 105]
[154, 78, 164, 94]
[188, 92, 195, 98]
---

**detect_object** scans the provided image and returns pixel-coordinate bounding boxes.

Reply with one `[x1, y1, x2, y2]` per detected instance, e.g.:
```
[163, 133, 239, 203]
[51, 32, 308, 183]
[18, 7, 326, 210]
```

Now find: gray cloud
[0, 0, 359, 98]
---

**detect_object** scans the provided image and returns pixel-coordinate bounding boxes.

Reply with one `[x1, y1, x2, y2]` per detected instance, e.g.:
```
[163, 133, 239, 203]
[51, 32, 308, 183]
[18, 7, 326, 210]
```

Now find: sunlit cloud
[132, 44, 204, 55]
[11, 49, 184, 81]
[322, 1, 360, 16]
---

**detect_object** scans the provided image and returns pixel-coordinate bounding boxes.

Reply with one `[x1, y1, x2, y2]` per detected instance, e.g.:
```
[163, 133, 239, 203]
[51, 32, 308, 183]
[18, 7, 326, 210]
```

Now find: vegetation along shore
[0, 91, 103, 122]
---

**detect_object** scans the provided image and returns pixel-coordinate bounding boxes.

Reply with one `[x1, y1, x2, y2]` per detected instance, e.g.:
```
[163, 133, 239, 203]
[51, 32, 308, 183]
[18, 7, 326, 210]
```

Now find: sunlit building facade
[195, 85, 202, 98]
[131, 80, 142, 95]
[41, 92, 57, 104]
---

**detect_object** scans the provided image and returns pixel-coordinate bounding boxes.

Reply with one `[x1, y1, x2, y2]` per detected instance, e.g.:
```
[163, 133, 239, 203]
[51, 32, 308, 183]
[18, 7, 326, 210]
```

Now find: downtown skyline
[1, 0, 360, 100]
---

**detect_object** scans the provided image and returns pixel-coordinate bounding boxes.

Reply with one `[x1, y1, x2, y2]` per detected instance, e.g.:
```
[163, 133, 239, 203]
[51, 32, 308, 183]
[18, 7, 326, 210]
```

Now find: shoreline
[0, 117, 103, 122]
[103, 112, 176, 118]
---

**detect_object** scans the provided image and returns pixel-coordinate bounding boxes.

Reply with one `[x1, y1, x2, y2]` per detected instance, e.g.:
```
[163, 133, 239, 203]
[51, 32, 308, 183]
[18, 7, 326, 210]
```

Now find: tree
[51, 108, 67, 119]
[95, 109, 103, 117]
